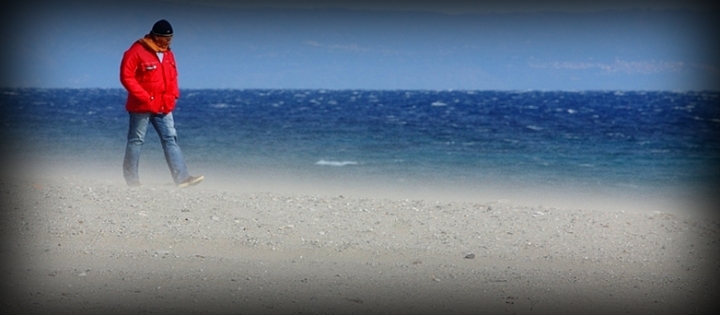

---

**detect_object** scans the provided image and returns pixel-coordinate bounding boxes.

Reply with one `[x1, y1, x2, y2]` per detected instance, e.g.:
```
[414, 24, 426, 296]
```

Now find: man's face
[152, 35, 173, 49]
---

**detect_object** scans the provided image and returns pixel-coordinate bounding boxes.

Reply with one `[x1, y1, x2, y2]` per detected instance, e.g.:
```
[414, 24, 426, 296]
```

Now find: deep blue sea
[2, 88, 719, 208]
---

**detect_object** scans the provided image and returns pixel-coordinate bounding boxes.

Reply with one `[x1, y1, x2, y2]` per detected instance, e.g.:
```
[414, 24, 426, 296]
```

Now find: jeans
[123, 112, 190, 185]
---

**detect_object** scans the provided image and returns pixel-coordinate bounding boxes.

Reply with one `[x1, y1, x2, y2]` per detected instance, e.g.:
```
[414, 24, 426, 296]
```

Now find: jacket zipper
[159, 53, 166, 113]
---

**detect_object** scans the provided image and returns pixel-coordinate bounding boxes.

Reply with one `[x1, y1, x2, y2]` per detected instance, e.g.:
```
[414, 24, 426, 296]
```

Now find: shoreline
[1, 159, 719, 314]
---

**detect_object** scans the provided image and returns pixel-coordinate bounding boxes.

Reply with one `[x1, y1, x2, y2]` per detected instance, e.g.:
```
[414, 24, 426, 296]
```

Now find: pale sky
[1, 0, 718, 90]
[162, 0, 716, 13]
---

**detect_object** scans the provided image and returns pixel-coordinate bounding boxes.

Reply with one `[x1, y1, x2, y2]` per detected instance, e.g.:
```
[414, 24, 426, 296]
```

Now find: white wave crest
[315, 160, 359, 167]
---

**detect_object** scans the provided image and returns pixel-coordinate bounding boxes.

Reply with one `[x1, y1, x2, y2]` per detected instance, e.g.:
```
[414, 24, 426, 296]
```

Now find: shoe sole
[178, 175, 204, 188]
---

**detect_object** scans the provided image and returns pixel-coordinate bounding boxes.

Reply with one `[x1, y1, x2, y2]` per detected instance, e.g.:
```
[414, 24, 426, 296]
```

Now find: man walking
[120, 19, 203, 187]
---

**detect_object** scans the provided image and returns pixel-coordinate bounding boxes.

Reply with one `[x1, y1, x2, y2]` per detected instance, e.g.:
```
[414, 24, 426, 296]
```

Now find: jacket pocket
[167, 61, 178, 81]
[138, 62, 159, 82]
[163, 94, 177, 111]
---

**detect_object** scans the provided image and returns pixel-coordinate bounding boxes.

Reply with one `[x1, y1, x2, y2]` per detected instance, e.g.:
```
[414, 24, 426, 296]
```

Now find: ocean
[2, 88, 719, 211]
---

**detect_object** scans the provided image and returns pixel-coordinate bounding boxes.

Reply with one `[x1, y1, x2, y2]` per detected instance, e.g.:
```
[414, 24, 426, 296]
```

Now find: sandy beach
[1, 158, 719, 315]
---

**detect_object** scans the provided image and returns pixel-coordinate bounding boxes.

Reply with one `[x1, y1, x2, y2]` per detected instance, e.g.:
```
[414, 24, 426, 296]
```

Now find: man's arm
[120, 48, 151, 103]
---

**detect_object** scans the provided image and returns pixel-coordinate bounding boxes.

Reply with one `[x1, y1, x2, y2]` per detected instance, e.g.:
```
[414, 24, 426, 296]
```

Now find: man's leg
[123, 112, 150, 186]
[150, 112, 190, 185]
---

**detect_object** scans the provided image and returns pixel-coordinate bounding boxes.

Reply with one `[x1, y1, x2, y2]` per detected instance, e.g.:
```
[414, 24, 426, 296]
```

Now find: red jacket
[120, 39, 180, 114]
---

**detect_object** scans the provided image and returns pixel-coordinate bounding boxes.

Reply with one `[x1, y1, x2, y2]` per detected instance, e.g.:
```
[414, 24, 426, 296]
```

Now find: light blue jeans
[123, 112, 190, 185]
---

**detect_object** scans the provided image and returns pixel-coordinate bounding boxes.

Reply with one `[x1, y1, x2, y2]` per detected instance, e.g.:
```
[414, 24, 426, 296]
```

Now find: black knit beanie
[151, 19, 173, 36]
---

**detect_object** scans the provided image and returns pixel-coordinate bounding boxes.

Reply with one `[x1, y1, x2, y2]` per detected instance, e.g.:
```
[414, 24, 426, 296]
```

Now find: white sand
[1, 158, 718, 314]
